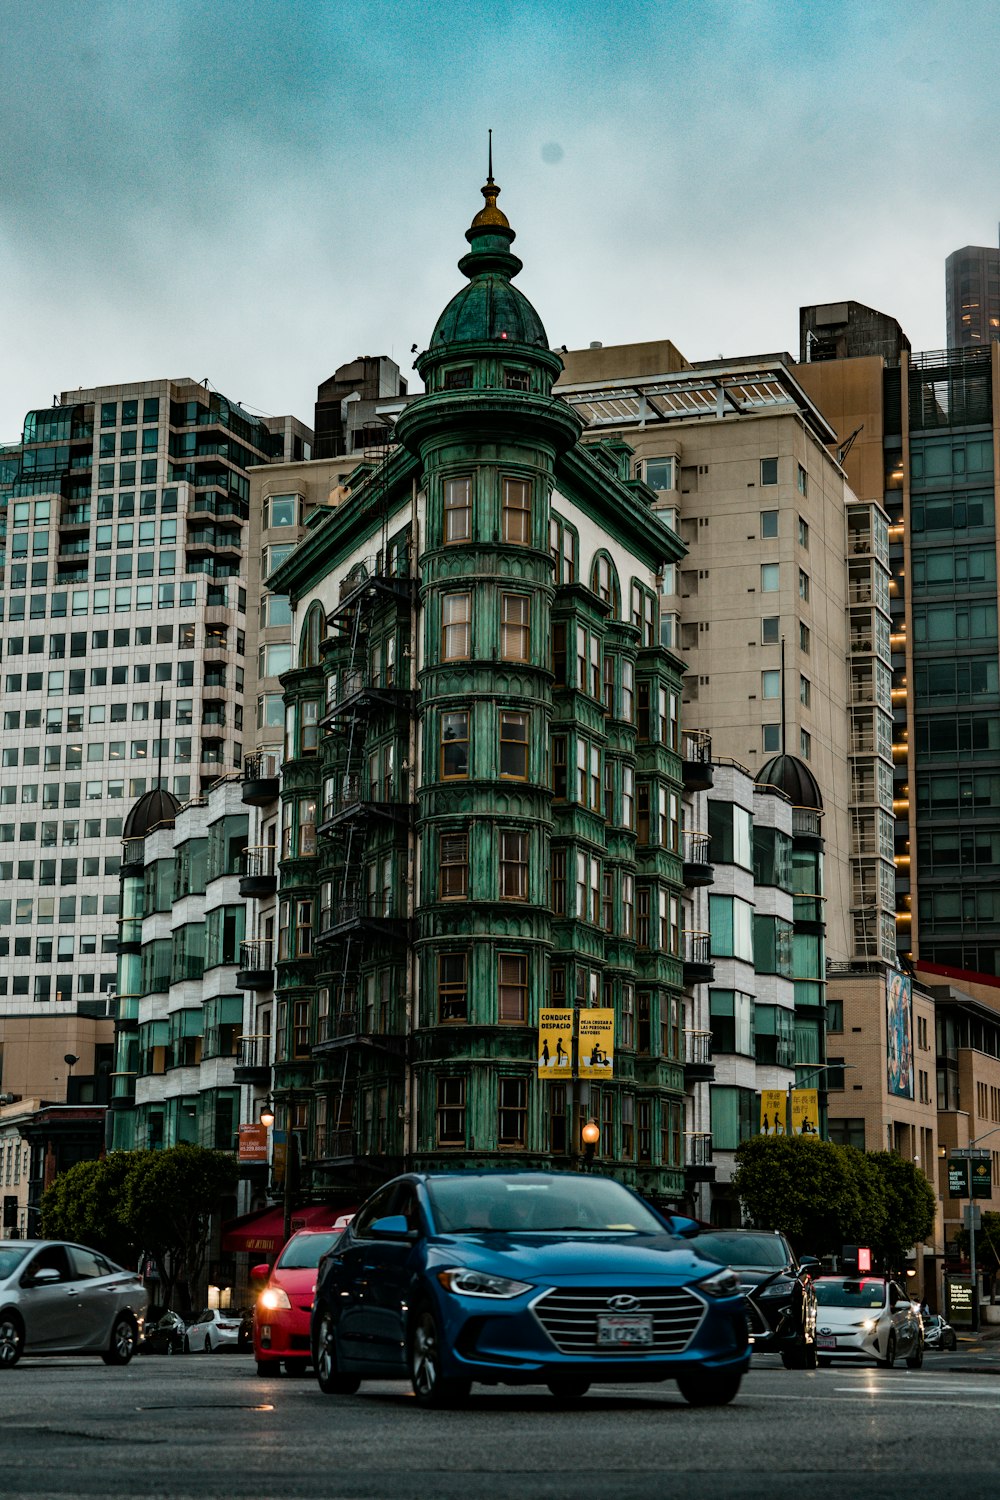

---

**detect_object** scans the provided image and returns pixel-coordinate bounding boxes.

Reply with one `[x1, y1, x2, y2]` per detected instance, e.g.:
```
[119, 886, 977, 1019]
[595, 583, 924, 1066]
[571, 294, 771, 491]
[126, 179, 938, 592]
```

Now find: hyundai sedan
[311, 1171, 748, 1407]
[0, 1240, 147, 1368]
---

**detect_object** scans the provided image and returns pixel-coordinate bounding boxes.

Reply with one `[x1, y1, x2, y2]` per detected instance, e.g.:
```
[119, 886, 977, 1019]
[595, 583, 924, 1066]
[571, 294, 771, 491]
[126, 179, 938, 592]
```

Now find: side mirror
[29, 1267, 62, 1285]
[369, 1214, 416, 1240]
[251, 1263, 271, 1282]
[665, 1215, 700, 1240]
[799, 1256, 821, 1272]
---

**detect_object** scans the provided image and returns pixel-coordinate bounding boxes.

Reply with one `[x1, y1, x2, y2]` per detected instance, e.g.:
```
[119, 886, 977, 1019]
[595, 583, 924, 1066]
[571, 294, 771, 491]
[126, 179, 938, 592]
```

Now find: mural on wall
[886, 969, 914, 1099]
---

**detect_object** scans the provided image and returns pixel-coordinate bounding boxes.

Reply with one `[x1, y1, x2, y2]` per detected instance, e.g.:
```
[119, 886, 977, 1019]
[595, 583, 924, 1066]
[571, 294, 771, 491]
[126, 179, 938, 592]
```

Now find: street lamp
[962, 1124, 1000, 1334]
[786, 1063, 856, 1136]
[581, 1119, 600, 1170]
[259, 1097, 275, 1129]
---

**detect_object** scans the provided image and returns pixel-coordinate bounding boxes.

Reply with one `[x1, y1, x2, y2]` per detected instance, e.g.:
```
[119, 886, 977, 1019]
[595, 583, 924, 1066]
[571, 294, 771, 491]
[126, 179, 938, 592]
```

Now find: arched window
[590, 551, 621, 615]
[299, 602, 326, 667]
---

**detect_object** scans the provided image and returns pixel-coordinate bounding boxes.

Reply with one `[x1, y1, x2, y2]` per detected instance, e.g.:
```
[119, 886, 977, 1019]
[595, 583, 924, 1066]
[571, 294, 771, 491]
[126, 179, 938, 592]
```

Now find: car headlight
[436, 1268, 534, 1299]
[758, 1283, 791, 1297]
[699, 1267, 742, 1299]
[859, 1318, 877, 1332]
[259, 1287, 291, 1311]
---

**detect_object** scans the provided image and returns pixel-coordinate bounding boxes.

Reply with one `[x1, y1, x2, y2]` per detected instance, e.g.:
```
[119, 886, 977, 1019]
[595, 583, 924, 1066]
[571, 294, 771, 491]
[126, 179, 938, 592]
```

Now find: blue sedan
[311, 1170, 748, 1407]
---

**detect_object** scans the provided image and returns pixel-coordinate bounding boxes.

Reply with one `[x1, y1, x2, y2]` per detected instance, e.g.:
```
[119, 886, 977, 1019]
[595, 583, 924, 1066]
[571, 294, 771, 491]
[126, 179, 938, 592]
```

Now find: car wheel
[256, 1359, 275, 1376]
[906, 1340, 924, 1370]
[817, 1356, 833, 1368]
[101, 1313, 138, 1366]
[183, 1337, 190, 1354]
[676, 1369, 742, 1407]
[546, 1377, 591, 1403]
[203, 1336, 212, 1353]
[408, 1302, 471, 1409]
[313, 1312, 361, 1396]
[0, 1311, 24, 1370]
[284, 1359, 309, 1377]
[878, 1333, 897, 1369]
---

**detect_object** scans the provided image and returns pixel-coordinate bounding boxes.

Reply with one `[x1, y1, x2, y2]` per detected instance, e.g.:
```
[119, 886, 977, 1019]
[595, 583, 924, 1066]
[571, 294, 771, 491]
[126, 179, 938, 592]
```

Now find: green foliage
[954, 1211, 1000, 1271]
[733, 1135, 934, 1262]
[39, 1144, 237, 1311]
[39, 1153, 136, 1265]
[867, 1151, 936, 1270]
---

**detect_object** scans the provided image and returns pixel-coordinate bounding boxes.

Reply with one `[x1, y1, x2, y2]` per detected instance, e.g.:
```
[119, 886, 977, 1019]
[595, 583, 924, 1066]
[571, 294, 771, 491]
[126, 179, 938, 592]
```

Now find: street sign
[759, 1089, 786, 1136]
[964, 1205, 982, 1231]
[952, 1148, 991, 1159]
[791, 1089, 819, 1136]
[578, 1009, 614, 1078]
[537, 1009, 573, 1078]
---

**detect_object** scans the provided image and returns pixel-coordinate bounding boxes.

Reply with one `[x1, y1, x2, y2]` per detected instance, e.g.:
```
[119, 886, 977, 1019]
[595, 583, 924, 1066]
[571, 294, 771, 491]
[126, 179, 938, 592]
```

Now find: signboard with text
[791, 1089, 819, 1136]
[578, 1009, 614, 1078]
[238, 1124, 268, 1163]
[537, 1010, 574, 1077]
[759, 1090, 786, 1136]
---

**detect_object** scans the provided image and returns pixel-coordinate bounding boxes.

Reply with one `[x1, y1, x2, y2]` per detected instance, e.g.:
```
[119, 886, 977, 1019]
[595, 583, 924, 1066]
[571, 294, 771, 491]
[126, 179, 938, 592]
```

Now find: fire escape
[311, 535, 417, 1191]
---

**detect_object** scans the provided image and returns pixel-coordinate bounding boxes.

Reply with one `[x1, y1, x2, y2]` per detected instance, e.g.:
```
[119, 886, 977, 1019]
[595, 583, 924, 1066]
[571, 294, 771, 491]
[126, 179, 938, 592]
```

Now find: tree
[40, 1153, 137, 1266]
[733, 1135, 887, 1255]
[123, 1144, 238, 1314]
[954, 1211, 1000, 1303]
[867, 1151, 936, 1272]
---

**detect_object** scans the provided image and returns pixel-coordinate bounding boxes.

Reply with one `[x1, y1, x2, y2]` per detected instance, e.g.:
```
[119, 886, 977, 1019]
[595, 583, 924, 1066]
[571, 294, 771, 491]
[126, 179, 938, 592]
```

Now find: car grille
[532, 1286, 705, 1354]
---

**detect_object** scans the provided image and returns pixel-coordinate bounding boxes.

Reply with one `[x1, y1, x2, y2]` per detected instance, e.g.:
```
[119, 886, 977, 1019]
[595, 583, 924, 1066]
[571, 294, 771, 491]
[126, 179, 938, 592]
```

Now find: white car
[812, 1276, 923, 1369]
[185, 1308, 244, 1353]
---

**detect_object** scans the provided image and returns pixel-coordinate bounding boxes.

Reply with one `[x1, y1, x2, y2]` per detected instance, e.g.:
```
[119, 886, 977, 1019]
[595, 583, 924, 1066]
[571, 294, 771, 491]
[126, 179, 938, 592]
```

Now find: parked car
[0, 1239, 147, 1368]
[139, 1308, 188, 1356]
[311, 1170, 749, 1407]
[185, 1307, 245, 1353]
[691, 1228, 819, 1369]
[922, 1312, 957, 1351]
[253, 1227, 346, 1376]
[812, 1275, 923, 1368]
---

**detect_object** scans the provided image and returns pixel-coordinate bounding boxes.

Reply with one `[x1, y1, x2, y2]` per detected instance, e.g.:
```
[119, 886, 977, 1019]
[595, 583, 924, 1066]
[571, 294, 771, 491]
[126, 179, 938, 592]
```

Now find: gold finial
[471, 132, 510, 229]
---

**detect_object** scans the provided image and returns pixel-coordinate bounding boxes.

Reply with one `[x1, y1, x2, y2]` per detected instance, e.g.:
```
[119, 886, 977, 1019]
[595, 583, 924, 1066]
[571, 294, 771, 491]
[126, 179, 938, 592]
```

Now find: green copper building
[268, 173, 691, 1206]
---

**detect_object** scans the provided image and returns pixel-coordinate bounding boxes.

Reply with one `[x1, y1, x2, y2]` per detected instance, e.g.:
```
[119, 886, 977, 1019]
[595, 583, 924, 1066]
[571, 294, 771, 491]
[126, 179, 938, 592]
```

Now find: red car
[253, 1227, 346, 1376]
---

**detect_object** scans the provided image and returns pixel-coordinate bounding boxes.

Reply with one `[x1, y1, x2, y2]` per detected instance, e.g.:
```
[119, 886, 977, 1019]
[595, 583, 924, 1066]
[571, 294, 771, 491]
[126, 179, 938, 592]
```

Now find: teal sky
[1, 0, 998, 436]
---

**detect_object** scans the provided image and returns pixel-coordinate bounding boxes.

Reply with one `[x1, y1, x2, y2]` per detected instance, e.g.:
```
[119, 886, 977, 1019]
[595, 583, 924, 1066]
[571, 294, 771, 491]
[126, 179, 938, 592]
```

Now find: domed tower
[395, 168, 583, 1171]
[755, 753, 827, 1099]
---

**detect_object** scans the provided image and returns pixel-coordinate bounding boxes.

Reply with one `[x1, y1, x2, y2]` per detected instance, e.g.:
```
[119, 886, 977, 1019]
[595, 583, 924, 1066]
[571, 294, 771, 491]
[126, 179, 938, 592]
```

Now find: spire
[470, 129, 511, 233]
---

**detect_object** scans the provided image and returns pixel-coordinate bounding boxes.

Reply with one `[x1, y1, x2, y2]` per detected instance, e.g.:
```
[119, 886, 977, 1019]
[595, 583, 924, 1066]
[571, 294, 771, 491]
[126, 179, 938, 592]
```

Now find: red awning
[221, 1204, 347, 1257]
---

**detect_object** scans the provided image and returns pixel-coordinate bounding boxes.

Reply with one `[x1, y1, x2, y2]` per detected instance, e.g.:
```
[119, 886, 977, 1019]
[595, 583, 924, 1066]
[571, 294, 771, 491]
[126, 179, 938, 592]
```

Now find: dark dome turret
[123, 786, 181, 839]
[755, 754, 823, 811]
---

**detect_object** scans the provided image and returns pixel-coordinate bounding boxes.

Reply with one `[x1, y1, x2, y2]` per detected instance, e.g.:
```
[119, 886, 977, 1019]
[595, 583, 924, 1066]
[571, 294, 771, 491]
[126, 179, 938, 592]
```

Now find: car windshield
[814, 1278, 886, 1309]
[276, 1232, 341, 1269]
[694, 1233, 789, 1271]
[0, 1245, 30, 1281]
[425, 1174, 665, 1235]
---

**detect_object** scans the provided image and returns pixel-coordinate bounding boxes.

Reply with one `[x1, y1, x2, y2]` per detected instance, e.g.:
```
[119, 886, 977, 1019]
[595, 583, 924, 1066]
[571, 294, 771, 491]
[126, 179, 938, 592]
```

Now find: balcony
[108, 1071, 137, 1111]
[684, 1132, 715, 1183]
[237, 938, 274, 989]
[683, 1029, 715, 1084]
[682, 830, 713, 888]
[316, 898, 410, 946]
[681, 730, 713, 791]
[239, 844, 277, 897]
[682, 930, 714, 986]
[233, 1032, 271, 1084]
[121, 837, 145, 875]
[242, 750, 279, 805]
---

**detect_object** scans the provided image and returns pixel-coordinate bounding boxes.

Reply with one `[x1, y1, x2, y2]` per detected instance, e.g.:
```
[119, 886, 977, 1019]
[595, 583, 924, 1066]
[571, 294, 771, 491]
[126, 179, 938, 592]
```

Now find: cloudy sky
[1, 0, 997, 440]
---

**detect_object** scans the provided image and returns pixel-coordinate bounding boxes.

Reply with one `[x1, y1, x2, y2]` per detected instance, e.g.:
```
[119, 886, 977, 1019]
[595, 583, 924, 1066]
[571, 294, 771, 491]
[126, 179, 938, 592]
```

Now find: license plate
[816, 1335, 836, 1350]
[596, 1314, 654, 1347]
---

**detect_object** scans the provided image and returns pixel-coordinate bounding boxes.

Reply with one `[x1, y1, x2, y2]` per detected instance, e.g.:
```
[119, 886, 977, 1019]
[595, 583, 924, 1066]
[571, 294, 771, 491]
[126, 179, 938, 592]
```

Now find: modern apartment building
[797, 336, 1000, 977]
[946, 243, 1000, 350]
[0, 379, 310, 1029]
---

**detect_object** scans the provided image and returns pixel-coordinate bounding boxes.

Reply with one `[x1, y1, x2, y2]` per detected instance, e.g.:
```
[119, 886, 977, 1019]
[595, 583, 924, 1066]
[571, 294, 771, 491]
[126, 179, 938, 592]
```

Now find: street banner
[238, 1124, 268, 1163]
[578, 1009, 614, 1078]
[538, 1009, 573, 1077]
[886, 969, 914, 1099]
[972, 1158, 992, 1198]
[791, 1089, 819, 1136]
[759, 1089, 786, 1136]
[948, 1157, 969, 1197]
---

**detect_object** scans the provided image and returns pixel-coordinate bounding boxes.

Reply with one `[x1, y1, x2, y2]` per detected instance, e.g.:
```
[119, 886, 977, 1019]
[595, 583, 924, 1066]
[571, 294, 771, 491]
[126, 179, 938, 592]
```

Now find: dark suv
[693, 1229, 818, 1369]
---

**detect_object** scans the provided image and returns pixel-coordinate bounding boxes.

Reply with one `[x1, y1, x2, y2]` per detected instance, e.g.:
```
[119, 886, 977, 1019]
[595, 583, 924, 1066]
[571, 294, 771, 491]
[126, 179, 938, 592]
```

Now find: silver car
[0, 1240, 147, 1368]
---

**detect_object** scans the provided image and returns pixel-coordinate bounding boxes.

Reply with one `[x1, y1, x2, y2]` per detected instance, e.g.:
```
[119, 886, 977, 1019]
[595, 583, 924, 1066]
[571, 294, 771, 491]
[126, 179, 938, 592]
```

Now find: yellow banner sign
[759, 1090, 786, 1136]
[791, 1089, 819, 1136]
[578, 1008, 614, 1078]
[538, 1009, 573, 1077]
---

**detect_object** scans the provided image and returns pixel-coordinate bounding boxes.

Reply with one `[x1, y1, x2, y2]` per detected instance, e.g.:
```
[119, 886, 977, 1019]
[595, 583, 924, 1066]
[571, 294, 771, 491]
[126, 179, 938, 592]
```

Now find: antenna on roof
[487, 128, 494, 185]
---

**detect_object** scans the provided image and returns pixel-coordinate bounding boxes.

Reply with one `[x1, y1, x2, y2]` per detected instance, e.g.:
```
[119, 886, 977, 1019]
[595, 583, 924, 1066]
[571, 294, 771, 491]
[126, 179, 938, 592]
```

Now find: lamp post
[963, 1125, 1000, 1334]
[581, 1119, 600, 1171]
[785, 1063, 856, 1136]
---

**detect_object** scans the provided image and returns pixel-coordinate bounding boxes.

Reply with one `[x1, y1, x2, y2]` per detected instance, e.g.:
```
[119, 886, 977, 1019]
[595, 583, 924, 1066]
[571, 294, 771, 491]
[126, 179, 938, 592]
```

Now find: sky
[1, 0, 999, 440]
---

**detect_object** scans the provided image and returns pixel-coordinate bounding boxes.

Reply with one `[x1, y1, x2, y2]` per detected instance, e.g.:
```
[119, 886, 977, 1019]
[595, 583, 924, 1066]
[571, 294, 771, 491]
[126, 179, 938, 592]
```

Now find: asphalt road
[4, 1348, 1000, 1500]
